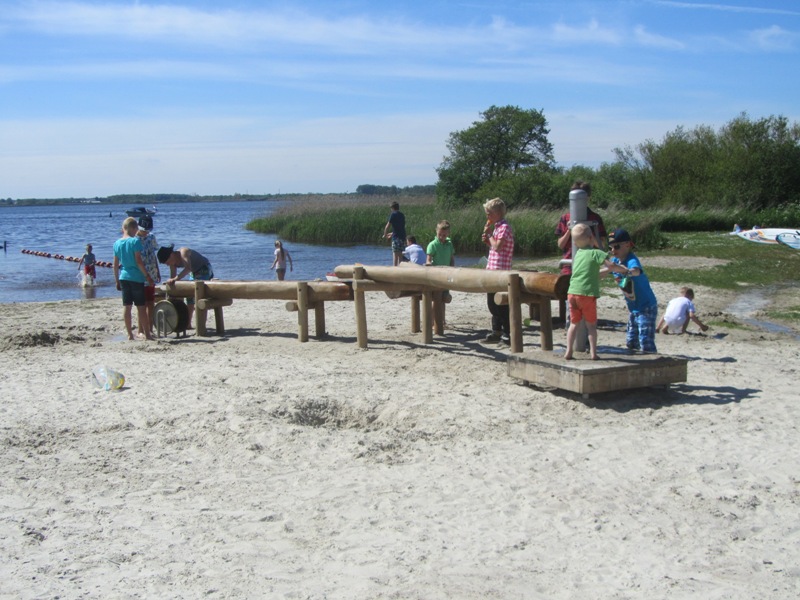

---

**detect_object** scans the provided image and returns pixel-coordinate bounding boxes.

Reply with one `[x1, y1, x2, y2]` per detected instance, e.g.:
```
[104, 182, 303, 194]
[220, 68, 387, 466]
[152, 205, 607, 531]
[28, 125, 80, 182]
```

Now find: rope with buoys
[20, 249, 114, 267]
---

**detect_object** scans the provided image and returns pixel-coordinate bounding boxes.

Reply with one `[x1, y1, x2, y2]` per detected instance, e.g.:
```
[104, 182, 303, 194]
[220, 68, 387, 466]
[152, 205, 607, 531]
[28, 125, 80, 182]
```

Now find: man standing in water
[383, 201, 406, 266]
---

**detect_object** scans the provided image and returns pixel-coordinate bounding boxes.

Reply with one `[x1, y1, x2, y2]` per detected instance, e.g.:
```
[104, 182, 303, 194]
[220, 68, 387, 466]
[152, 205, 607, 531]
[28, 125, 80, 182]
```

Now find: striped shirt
[486, 219, 514, 271]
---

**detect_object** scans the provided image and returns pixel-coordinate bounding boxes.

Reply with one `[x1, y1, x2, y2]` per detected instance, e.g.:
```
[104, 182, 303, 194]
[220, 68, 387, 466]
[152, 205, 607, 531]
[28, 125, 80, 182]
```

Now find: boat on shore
[125, 206, 157, 218]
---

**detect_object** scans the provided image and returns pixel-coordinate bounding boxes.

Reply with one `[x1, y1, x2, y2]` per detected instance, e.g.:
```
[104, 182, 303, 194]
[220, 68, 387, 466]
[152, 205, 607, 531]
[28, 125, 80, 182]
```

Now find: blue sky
[1, 0, 798, 199]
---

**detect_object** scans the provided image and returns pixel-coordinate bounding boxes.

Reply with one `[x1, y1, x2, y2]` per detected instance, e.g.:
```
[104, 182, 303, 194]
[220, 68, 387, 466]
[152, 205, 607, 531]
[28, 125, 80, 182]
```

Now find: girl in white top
[270, 240, 293, 280]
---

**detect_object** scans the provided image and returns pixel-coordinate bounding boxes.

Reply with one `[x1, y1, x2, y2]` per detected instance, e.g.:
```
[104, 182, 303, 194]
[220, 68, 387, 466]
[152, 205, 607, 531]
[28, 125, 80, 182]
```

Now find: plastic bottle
[91, 365, 125, 391]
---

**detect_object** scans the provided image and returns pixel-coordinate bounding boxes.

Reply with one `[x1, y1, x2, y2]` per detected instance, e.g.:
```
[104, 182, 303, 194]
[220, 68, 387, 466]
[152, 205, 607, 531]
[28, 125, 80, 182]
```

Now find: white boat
[731, 228, 800, 245]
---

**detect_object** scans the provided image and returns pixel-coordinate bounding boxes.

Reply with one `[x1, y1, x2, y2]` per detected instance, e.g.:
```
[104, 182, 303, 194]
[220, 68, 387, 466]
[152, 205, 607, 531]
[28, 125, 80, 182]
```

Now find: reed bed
[246, 194, 800, 260]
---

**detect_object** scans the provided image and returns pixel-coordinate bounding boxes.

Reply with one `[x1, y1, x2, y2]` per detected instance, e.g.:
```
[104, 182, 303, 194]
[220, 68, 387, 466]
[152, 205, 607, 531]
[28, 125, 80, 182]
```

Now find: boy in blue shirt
[608, 228, 658, 353]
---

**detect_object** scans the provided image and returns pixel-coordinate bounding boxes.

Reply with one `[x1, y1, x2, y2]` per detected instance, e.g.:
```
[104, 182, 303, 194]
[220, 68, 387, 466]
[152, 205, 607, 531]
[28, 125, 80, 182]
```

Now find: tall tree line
[436, 108, 800, 211]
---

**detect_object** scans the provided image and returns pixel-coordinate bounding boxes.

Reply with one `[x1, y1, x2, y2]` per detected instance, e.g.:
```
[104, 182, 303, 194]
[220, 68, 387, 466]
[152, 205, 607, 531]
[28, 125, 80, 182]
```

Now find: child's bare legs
[138, 302, 155, 337]
[136, 305, 155, 340]
[586, 321, 599, 360]
[123, 305, 135, 340]
[565, 320, 579, 360]
[187, 304, 195, 329]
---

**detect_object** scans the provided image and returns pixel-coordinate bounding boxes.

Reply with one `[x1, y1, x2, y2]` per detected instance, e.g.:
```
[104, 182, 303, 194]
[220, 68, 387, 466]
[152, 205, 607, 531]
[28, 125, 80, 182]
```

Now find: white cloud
[551, 18, 622, 45]
[653, 1, 800, 18]
[749, 25, 798, 52]
[634, 25, 685, 50]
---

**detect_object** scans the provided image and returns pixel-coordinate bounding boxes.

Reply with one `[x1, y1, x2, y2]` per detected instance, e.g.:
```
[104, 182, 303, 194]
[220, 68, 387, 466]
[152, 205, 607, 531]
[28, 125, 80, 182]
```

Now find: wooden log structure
[157, 266, 567, 353]
[333, 264, 568, 353]
[334, 264, 568, 298]
[160, 280, 353, 339]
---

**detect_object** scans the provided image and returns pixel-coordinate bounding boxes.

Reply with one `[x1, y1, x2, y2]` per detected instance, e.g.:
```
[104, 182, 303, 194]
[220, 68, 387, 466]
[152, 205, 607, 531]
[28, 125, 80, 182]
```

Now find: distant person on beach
[402, 236, 426, 265]
[113, 217, 154, 341]
[157, 245, 213, 330]
[136, 216, 160, 337]
[608, 228, 658, 353]
[383, 201, 406, 266]
[555, 181, 607, 275]
[270, 240, 293, 280]
[657, 287, 710, 335]
[426, 221, 455, 267]
[482, 198, 514, 344]
[564, 224, 629, 360]
[78, 244, 97, 285]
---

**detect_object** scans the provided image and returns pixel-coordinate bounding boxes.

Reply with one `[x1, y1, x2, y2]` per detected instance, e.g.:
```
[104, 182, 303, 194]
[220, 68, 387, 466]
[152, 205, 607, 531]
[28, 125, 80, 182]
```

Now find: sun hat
[157, 245, 174, 264]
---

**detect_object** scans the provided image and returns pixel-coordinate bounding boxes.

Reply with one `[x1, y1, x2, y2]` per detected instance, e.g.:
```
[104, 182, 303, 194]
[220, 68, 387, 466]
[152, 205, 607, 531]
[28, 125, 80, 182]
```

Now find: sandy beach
[1, 277, 799, 599]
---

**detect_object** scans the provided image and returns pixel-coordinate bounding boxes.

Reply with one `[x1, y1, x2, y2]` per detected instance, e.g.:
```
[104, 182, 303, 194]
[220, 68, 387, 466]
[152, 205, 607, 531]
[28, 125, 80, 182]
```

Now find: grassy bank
[247, 194, 798, 255]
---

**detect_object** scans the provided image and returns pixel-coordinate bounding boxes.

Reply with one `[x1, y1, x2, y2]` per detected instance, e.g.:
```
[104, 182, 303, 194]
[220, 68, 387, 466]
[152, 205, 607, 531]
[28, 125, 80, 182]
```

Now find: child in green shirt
[565, 224, 628, 360]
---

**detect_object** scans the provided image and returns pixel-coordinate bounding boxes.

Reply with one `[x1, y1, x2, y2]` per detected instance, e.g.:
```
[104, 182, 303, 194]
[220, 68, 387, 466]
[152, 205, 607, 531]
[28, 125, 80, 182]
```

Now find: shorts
[391, 237, 405, 254]
[144, 285, 156, 303]
[568, 294, 598, 325]
[276, 268, 286, 276]
[84, 265, 96, 278]
[120, 279, 146, 307]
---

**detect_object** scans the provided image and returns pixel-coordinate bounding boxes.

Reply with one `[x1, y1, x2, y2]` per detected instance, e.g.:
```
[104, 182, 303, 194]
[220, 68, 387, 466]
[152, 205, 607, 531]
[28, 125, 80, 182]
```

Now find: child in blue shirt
[608, 228, 658, 353]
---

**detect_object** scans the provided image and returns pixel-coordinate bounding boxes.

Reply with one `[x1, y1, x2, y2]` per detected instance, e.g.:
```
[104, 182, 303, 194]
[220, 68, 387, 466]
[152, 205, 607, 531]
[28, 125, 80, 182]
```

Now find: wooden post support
[410, 295, 421, 333]
[508, 273, 523, 353]
[314, 301, 326, 338]
[194, 280, 208, 336]
[421, 290, 433, 344]
[431, 291, 443, 336]
[353, 266, 368, 349]
[538, 298, 553, 351]
[297, 281, 309, 342]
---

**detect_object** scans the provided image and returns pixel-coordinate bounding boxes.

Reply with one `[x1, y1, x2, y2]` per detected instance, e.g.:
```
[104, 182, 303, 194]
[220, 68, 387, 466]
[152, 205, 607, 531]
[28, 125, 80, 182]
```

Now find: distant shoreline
[0, 187, 437, 208]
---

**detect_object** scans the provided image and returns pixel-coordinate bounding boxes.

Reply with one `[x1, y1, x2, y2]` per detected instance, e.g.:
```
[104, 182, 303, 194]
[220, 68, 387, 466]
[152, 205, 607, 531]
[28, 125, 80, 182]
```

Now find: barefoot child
[564, 224, 629, 360]
[113, 218, 155, 341]
[657, 287, 709, 334]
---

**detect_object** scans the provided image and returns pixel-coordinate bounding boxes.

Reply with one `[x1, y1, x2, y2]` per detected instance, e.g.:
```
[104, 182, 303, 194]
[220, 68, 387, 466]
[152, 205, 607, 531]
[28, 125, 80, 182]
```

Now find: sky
[1, 0, 798, 199]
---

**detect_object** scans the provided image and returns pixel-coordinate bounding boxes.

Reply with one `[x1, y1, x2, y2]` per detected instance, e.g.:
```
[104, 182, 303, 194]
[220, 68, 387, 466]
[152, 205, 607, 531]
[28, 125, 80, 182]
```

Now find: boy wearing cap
[136, 217, 160, 336]
[608, 228, 658, 353]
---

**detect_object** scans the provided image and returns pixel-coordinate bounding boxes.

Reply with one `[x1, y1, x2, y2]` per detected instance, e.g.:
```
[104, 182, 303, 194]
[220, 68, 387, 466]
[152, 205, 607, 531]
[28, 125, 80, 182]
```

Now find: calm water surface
[0, 200, 477, 304]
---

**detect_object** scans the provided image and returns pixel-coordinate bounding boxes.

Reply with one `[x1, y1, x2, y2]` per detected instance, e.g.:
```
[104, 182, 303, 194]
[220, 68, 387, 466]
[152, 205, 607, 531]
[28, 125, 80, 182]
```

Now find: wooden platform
[507, 350, 688, 398]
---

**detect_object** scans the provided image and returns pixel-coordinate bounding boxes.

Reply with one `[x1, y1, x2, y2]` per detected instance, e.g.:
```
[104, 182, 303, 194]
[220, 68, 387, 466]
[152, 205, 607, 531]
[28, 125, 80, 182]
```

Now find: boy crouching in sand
[657, 287, 709, 334]
[565, 224, 629, 360]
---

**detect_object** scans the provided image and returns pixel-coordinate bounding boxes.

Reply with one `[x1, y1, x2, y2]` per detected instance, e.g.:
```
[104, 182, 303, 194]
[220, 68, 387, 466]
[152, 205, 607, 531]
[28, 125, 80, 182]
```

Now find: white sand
[1, 281, 799, 599]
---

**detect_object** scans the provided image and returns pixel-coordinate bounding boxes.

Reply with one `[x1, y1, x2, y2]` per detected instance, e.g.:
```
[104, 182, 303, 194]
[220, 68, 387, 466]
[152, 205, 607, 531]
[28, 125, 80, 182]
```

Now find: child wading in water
[270, 240, 293, 280]
[564, 224, 629, 360]
[78, 244, 97, 286]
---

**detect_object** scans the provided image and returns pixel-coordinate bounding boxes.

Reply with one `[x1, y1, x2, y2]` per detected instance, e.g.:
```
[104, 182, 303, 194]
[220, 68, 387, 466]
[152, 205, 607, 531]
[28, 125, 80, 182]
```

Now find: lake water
[0, 200, 478, 304]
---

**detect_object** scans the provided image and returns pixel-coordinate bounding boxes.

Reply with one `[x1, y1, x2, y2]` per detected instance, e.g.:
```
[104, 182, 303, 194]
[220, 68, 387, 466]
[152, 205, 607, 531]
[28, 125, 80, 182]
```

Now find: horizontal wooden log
[334, 264, 568, 299]
[196, 298, 234, 310]
[162, 280, 352, 302]
[493, 292, 553, 306]
[285, 300, 320, 312]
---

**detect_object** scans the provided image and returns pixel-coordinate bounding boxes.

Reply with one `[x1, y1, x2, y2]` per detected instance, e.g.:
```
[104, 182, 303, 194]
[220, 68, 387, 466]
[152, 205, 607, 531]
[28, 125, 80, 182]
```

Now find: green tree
[436, 105, 555, 206]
